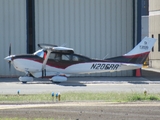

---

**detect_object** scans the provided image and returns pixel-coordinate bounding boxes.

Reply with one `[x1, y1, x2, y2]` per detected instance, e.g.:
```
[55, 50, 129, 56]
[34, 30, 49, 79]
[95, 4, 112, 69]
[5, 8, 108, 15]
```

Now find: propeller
[9, 44, 11, 71]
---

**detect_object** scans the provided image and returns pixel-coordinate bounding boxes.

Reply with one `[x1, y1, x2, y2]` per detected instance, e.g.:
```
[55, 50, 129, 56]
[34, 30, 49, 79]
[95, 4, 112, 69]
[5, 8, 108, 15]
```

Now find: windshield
[33, 49, 44, 58]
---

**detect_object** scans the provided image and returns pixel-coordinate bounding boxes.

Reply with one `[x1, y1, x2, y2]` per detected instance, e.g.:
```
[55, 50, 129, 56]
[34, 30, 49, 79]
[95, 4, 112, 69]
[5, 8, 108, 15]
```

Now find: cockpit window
[33, 49, 44, 58]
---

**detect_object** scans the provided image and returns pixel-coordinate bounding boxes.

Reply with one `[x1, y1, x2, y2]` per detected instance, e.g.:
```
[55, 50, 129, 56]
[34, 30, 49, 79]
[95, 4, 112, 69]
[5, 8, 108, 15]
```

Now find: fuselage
[10, 51, 141, 78]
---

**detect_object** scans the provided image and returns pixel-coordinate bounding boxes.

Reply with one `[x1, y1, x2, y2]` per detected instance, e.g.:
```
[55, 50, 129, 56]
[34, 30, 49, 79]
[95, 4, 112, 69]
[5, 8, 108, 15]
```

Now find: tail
[106, 37, 156, 64]
[124, 37, 156, 56]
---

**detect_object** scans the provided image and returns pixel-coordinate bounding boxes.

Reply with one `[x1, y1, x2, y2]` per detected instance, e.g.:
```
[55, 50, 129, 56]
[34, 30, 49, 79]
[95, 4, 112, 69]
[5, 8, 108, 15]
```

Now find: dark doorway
[26, 0, 35, 53]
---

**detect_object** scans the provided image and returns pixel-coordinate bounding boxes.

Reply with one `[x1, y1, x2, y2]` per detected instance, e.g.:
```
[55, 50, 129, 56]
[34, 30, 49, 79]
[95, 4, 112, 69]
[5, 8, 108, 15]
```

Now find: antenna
[103, 54, 109, 60]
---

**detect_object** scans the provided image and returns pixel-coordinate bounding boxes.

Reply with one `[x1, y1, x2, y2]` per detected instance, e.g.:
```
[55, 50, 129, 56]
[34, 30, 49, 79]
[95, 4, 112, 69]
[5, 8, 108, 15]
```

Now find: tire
[22, 81, 27, 84]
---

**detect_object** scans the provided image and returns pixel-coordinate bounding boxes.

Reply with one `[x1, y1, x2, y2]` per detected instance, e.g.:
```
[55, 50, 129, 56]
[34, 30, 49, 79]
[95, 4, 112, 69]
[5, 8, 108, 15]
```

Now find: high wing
[38, 43, 74, 53]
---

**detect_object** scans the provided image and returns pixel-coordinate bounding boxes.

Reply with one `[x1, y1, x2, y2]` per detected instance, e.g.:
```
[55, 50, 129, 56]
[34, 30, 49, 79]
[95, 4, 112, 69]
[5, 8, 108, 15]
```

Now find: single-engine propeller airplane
[4, 37, 156, 83]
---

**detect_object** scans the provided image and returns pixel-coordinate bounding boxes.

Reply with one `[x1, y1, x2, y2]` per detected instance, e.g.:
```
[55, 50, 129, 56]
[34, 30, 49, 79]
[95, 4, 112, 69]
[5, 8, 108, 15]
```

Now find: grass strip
[0, 92, 160, 103]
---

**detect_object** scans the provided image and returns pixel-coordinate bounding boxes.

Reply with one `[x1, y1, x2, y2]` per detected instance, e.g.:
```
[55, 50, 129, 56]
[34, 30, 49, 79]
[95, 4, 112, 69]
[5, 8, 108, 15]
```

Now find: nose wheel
[19, 72, 33, 83]
[22, 81, 27, 84]
[19, 76, 33, 83]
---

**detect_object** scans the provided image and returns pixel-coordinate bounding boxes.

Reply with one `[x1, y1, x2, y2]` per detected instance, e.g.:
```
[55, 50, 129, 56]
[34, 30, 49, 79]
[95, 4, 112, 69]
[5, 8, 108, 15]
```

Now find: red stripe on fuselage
[123, 52, 149, 58]
[13, 57, 81, 69]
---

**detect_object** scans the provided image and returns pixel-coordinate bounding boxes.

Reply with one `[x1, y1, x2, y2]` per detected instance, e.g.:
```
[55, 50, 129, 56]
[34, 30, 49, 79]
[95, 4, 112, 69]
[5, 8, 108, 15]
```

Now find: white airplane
[4, 37, 156, 83]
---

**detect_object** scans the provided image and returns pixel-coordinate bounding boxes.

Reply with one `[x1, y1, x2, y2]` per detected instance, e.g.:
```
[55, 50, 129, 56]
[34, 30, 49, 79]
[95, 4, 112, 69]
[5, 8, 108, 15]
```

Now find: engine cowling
[51, 76, 67, 82]
[19, 76, 33, 83]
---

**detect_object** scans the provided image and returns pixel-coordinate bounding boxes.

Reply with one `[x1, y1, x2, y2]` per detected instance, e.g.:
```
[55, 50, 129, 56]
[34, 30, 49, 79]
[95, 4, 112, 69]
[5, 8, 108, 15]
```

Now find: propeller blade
[9, 61, 11, 71]
[9, 44, 11, 71]
[9, 43, 11, 56]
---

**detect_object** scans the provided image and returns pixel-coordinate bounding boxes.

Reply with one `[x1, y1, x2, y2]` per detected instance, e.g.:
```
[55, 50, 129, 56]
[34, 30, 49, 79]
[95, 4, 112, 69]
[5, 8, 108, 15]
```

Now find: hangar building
[0, 0, 143, 77]
[149, 0, 160, 69]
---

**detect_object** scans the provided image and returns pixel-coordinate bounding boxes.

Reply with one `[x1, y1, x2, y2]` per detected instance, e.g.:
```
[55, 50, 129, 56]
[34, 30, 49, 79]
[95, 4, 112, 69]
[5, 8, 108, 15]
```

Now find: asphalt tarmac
[0, 77, 160, 94]
[0, 68, 160, 120]
[0, 68, 160, 94]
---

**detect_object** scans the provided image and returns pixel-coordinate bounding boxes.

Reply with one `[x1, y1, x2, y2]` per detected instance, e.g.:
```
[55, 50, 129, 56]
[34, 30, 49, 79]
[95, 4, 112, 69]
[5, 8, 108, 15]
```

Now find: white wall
[149, 0, 160, 69]
[0, 0, 26, 76]
[34, 0, 134, 76]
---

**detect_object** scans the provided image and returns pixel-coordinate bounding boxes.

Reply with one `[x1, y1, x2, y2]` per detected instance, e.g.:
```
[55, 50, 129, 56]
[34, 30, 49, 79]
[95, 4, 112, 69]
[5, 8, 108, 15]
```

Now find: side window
[72, 54, 90, 62]
[62, 54, 70, 61]
[49, 53, 62, 60]
[33, 49, 44, 58]
[72, 56, 79, 61]
[48, 53, 56, 60]
[54, 53, 62, 61]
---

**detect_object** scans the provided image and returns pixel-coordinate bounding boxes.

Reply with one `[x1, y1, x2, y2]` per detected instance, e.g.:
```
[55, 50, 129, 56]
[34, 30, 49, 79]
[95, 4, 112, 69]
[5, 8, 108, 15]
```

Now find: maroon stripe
[123, 52, 149, 58]
[17, 58, 81, 69]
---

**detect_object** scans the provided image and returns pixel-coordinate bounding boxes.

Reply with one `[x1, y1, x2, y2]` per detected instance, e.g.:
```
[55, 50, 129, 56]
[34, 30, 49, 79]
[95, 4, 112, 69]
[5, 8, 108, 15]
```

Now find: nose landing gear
[19, 72, 33, 83]
[19, 76, 33, 83]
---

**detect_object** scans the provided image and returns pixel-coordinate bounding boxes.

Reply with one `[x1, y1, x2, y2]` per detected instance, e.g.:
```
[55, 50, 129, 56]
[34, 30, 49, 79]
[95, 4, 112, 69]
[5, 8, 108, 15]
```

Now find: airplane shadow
[1, 75, 160, 85]
[0, 78, 86, 86]
[23, 78, 87, 86]
[128, 81, 149, 84]
[26, 81, 86, 87]
[57, 81, 87, 86]
[0, 78, 86, 87]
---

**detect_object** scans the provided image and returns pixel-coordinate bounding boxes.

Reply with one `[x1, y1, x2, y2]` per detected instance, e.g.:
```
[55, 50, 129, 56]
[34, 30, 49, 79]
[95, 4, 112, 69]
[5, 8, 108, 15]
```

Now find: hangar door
[35, 0, 133, 76]
[0, 0, 26, 76]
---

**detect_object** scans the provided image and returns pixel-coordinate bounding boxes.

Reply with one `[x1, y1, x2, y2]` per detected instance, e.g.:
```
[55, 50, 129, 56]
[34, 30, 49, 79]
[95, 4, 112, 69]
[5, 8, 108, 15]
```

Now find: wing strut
[41, 50, 51, 78]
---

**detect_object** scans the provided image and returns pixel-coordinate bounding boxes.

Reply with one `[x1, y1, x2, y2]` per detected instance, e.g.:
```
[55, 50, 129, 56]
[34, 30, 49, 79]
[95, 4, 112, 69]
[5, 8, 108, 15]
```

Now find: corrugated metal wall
[35, 0, 133, 76]
[0, 0, 26, 76]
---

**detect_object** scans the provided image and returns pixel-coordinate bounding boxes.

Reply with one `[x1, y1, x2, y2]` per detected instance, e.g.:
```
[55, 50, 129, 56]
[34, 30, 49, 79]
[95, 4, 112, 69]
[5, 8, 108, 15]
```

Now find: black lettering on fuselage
[110, 64, 114, 70]
[105, 64, 110, 70]
[100, 64, 105, 69]
[114, 64, 119, 70]
[95, 64, 101, 69]
[91, 64, 96, 69]
[90, 63, 120, 70]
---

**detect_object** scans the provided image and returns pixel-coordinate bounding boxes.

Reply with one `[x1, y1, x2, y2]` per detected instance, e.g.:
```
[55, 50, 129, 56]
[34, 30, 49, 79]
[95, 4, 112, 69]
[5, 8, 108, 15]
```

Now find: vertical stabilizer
[124, 37, 156, 56]
[106, 37, 156, 64]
